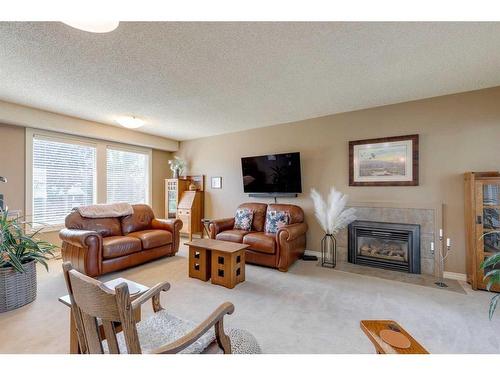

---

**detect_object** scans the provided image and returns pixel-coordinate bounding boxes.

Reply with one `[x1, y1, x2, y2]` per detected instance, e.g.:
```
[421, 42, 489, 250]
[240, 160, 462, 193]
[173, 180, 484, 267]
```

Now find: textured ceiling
[1, 22, 500, 141]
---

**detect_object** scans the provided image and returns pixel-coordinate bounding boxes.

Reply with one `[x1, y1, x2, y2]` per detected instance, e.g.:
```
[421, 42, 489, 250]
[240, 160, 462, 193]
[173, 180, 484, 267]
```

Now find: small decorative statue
[168, 156, 187, 178]
[311, 187, 356, 268]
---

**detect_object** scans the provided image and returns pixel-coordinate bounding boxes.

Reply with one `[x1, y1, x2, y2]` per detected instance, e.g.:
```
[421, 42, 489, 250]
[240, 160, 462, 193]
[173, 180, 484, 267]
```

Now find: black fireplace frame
[348, 220, 421, 274]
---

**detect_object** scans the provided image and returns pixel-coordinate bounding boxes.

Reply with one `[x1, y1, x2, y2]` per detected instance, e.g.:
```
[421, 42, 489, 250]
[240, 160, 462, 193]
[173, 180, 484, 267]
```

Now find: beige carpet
[1, 245, 499, 354]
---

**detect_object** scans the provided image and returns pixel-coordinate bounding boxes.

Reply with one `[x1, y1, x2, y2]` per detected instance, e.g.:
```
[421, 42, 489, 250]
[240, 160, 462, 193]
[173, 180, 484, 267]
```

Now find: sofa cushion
[65, 210, 122, 237]
[121, 204, 156, 235]
[102, 236, 142, 259]
[237, 203, 268, 232]
[243, 232, 276, 254]
[264, 210, 290, 234]
[267, 204, 304, 224]
[127, 230, 172, 250]
[216, 229, 250, 243]
[233, 208, 253, 231]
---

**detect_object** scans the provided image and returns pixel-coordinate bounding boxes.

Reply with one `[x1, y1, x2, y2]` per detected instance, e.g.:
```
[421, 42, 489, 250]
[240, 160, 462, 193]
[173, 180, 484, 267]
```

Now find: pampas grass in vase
[310, 187, 356, 268]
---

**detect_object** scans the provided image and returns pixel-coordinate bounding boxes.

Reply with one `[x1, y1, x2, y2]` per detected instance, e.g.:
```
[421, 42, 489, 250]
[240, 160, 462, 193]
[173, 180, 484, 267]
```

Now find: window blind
[32, 137, 96, 226]
[106, 148, 149, 205]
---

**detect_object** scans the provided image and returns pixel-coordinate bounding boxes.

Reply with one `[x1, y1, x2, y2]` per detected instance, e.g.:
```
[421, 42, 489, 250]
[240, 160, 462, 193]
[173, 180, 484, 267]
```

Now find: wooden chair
[62, 262, 234, 354]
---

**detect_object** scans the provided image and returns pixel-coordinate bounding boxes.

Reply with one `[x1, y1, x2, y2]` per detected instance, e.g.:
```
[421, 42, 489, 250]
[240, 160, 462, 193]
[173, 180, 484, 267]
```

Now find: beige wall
[0, 100, 178, 151]
[152, 149, 173, 218]
[0, 124, 172, 246]
[0, 124, 25, 212]
[176, 86, 500, 274]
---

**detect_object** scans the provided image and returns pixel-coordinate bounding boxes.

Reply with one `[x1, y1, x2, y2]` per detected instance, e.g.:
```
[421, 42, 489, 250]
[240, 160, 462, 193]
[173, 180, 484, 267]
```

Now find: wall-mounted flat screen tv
[241, 152, 302, 194]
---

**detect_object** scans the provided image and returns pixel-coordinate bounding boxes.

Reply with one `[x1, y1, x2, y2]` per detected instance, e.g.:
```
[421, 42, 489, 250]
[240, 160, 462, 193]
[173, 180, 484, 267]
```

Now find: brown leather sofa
[59, 204, 183, 277]
[209, 203, 307, 272]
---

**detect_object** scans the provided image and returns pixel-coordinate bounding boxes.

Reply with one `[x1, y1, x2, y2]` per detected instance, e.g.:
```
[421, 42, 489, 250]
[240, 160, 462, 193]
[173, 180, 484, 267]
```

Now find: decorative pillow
[265, 210, 290, 233]
[234, 208, 253, 231]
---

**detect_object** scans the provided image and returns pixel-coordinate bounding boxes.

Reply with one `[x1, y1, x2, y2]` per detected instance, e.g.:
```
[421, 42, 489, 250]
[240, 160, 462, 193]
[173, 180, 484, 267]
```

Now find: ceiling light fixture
[117, 116, 145, 129]
[62, 21, 120, 33]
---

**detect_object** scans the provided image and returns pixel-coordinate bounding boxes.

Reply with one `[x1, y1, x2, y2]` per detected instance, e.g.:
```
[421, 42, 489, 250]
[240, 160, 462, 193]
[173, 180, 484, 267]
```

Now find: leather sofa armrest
[276, 222, 308, 272]
[209, 218, 235, 239]
[277, 222, 308, 242]
[59, 228, 102, 248]
[59, 229, 103, 277]
[152, 218, 183, 233]
[151, 218, 183, 253]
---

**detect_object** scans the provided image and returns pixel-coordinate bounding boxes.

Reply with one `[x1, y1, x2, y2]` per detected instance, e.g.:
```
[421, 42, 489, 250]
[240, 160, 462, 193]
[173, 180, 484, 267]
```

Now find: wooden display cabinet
[164, 179, 190, 219]
[177, 190, 204, 241]
[165, 176, 205, 239]
[464, 171, 500, 292]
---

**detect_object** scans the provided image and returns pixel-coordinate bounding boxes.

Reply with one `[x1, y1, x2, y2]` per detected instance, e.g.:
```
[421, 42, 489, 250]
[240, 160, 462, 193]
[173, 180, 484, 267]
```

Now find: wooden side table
[59, 278, 148, 354]
[360, 320, 429, 354]
[211, 247, 246, 289]
[188, 245, 211, 281]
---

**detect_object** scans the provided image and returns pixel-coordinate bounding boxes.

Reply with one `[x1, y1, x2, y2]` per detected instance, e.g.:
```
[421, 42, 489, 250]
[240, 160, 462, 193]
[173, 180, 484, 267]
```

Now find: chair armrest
[277, 222, 308, 242]
[59, 228, 101, 248]
[209, 218, 235, 238]
[131, 281, 171, 312]
[150, 302, 235, 354]
[151, 218, 183, 253]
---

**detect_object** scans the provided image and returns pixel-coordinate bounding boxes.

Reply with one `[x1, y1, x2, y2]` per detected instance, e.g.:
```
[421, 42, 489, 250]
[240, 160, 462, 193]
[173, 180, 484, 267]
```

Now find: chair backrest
[62, 262, 141, 354]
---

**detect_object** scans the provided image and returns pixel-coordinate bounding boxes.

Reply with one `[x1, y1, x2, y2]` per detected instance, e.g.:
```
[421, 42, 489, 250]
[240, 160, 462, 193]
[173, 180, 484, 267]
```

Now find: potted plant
[0, 209, 56, 312]
[168, 156, 187, 179]
[480, 230, 500, 319]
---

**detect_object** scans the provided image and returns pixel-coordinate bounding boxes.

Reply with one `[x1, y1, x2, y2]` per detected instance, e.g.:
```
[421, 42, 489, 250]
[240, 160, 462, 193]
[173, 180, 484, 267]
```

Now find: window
[106, 147, 150, 204]
[26, 129, 152, 229]
[32, 136, 96, 225]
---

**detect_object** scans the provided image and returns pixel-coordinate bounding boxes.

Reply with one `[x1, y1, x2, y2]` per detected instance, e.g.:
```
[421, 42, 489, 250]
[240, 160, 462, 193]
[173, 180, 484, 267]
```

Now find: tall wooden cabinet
[178, 190, 204, 240]
[464, 171, 500, 292]
[164, 177, 205, 240]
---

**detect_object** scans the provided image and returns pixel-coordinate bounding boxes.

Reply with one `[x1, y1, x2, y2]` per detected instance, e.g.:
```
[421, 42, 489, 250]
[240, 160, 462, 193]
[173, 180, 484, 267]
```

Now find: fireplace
[348, 220, 421, 274]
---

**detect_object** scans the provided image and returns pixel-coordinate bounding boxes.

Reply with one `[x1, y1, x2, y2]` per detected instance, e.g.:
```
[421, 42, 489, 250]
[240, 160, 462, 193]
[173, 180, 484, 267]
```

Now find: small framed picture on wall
[211, 176, 222, 189]
[349, 134, 419, 186]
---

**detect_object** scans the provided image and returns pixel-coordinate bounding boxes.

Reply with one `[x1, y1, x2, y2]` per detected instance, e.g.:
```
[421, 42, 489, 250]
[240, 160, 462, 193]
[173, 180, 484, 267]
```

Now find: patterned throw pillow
[265, 210, 290, 234]
[234, 208, 254, 231]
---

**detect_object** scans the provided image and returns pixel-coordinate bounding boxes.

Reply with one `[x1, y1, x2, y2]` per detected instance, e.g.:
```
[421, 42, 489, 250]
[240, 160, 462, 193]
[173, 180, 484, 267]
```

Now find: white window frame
[26, 128, 152, 232]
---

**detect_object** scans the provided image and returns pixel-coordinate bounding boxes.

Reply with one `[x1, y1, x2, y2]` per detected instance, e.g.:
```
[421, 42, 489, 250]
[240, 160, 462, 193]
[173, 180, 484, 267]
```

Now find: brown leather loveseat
[209, 203, 307, 272]
[59, 204, 182, 277]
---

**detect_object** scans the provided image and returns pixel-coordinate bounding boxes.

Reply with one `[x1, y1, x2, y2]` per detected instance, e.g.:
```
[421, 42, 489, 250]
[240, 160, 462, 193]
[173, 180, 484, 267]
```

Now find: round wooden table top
[379, 329, 411, 349]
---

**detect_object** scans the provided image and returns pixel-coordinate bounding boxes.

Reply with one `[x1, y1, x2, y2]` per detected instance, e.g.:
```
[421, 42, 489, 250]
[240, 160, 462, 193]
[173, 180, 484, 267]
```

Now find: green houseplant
[480, 230, 500, 319]
[0, 209, 56, 312]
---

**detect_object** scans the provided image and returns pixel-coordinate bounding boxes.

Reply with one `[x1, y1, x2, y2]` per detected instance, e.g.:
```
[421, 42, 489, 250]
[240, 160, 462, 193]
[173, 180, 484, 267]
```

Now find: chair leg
[215, 320, 231, 354]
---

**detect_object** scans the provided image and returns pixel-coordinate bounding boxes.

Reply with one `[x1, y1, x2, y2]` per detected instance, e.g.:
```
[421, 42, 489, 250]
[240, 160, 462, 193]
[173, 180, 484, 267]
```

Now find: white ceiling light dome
[62, 21, 119, 33]
[117, 116, 145, 129]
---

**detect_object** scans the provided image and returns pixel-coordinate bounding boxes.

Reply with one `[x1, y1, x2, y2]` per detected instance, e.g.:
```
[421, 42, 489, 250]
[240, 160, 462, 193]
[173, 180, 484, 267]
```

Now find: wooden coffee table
[185, 238, 249, 289]
[360, 320, 429, 354]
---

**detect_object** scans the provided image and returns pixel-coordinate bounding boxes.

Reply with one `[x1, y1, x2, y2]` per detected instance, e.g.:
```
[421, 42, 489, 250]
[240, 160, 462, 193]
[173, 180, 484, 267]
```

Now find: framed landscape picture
[349, 134, 419, 186]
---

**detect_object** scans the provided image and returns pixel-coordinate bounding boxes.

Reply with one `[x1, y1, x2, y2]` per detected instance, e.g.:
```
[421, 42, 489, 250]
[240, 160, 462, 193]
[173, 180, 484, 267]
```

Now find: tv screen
[241, 152, 302, 193]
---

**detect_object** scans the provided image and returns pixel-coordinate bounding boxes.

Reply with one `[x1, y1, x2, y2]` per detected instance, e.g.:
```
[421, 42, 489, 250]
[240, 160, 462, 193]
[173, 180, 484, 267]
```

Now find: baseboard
[304, 250, 467, 282]
[443, 271, 467, 282]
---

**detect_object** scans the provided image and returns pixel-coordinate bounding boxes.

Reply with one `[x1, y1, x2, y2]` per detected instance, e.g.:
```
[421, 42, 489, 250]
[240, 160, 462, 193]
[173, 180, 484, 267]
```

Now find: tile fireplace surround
[335, 202, 441, 275]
